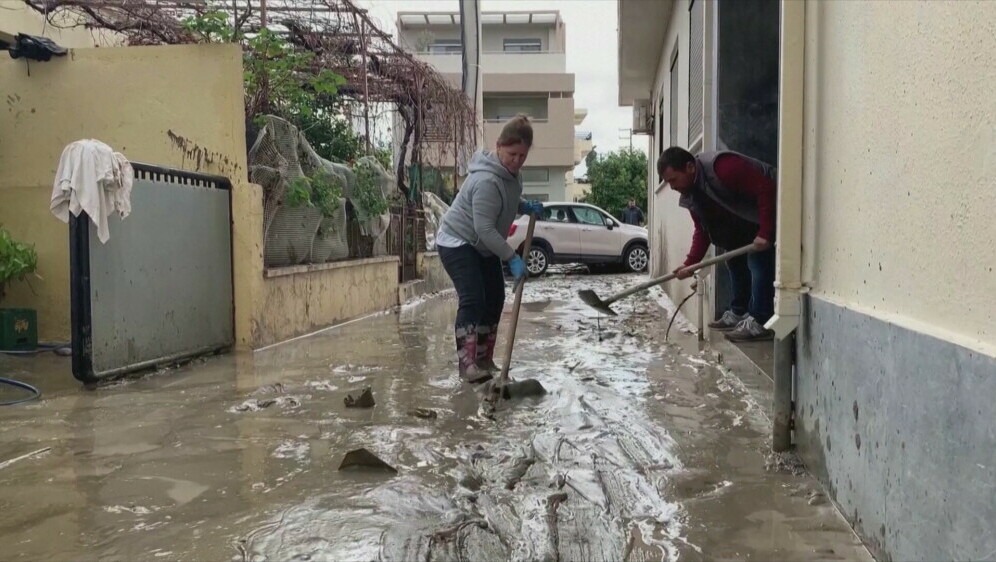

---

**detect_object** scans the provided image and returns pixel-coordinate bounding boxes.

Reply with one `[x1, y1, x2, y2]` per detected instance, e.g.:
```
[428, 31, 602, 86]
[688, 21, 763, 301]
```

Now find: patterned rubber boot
[476, 324, 502, 373]
[456, 325, 491, 384]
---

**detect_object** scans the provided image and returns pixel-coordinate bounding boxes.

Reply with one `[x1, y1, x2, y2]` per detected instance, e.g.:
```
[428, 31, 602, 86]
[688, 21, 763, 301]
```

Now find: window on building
[688, 0, 704, 145]
[573, 206, 607, 226]
[429, 39, 462, 54]
[503, 38, 542, 52]
[521, 168, 550, 183]
[524, 193, 550, 202]
[483, 97, 549, 121]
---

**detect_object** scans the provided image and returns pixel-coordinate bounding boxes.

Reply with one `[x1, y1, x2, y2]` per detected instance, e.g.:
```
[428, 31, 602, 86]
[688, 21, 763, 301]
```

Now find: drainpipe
[765, 0, 807, 452]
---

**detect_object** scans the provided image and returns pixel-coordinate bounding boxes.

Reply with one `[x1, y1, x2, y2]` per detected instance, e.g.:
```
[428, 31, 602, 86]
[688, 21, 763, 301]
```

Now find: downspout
[765, 0, 807, 452]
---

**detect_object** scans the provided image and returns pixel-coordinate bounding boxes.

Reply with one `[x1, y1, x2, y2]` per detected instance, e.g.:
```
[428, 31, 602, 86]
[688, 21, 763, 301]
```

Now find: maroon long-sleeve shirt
[683, 153, 777, 267]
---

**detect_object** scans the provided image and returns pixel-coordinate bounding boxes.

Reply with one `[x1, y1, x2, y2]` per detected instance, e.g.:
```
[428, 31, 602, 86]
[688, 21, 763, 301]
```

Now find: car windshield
[573, 207, 606, 226]
[542, 207, 572, 223]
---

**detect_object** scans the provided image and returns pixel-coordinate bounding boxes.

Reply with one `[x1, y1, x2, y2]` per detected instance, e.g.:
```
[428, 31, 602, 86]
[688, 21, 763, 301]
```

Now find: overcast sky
[357, 0, 647, 173]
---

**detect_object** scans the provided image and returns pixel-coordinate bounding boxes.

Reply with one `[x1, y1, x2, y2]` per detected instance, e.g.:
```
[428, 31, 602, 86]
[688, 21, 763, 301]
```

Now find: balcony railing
[484, 118, 550, 123]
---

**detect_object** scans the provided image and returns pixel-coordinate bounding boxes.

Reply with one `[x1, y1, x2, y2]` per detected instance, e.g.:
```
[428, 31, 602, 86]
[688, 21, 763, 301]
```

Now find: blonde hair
[496, 114, 533, 148]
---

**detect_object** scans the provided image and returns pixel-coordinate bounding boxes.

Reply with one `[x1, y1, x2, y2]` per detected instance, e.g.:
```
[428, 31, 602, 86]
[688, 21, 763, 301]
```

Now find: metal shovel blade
[578, 289, 618, 316]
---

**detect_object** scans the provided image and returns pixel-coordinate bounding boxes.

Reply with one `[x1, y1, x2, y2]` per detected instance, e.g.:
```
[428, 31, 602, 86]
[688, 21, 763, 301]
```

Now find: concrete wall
[802, 0, 996, 355]
[400, 252, 453, 303]
[255, 258, 400, 347]
[0, 44, 249, 342]
[793, 2, 996, 560]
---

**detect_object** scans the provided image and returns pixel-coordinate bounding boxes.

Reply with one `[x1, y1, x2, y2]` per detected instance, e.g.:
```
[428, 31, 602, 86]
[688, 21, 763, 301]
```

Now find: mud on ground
[0, 273, 869, 561]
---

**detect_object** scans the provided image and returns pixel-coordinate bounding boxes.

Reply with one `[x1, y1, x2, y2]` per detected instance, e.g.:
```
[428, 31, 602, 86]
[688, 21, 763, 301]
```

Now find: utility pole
[619, 128, 633, 151]
[459, 0, 483, 177]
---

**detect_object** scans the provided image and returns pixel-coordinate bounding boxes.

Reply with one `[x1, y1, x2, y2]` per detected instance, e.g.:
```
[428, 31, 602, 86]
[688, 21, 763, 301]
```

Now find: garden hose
[0, 377, 41, 406]
[0, 342, 67, 406]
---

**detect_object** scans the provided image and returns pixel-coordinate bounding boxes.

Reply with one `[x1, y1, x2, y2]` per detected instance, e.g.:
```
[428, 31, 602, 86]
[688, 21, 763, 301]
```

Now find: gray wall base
[795, 295, 996, 562]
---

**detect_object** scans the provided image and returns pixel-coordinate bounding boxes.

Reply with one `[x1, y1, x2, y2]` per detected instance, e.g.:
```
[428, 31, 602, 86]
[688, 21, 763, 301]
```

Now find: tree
[583, 148, 649, 218]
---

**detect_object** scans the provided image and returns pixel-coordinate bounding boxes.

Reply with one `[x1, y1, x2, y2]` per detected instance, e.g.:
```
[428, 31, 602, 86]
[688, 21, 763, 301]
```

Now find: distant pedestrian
[621, 199, 645, 226]
[436, 114, 544, 384]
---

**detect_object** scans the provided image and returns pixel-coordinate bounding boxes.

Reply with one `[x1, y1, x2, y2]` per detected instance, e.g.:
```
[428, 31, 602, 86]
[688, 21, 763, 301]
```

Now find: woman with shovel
[436, 115, 544, 384]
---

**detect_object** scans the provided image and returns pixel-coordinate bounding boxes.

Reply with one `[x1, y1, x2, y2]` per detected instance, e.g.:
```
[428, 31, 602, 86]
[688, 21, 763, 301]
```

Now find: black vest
[678, 150, 777, 248]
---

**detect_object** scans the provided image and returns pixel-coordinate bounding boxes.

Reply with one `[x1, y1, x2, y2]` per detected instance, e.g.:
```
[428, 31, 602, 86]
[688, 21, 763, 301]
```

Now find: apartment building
[398, 10, 590, 202]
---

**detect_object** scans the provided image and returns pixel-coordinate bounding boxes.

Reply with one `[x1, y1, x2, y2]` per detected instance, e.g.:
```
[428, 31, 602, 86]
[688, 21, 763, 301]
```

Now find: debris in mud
[807, 491, 828, 506]
[338, 448, 397, 473]
[482, 379, 548, 401]
[344, 387, 375, 408]
[431, 519, 488, 543]
[408, 408, 438, 420]
[251, 383, 286, 396]
[230, 396, 301, 413]
[765, 450, 808, 476]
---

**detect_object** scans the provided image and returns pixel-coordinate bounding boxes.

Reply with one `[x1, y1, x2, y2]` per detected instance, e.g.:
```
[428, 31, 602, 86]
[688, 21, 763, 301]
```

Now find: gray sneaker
[725, 316, 775, 342]
[709, 310, 747, 332]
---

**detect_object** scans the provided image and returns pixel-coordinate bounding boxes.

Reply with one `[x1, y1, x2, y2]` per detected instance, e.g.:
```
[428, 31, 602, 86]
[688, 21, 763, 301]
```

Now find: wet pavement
[0, 273, 871, 561]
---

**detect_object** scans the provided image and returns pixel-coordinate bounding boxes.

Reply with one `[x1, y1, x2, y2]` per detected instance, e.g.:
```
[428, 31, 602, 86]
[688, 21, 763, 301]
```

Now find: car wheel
[625, 244, 649, 273]
[525, 245, 549, 276]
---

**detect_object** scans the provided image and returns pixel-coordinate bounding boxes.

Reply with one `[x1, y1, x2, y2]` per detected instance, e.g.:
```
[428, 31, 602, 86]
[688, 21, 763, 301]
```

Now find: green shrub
[0, 227, 39, 300]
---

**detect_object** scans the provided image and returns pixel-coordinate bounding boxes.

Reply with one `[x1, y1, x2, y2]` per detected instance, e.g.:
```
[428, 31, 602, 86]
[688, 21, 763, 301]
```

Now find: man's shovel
[578, 244, 755, 316]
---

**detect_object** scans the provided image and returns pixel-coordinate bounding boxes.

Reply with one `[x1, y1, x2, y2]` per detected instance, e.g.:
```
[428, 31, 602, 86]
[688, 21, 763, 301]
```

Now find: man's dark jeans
[438, 245, 506, 332]
[725, 247, 775, 324]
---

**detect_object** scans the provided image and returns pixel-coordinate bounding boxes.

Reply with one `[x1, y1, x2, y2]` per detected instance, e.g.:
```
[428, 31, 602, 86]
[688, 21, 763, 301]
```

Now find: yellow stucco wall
[803, 0, 996, 354]
[253, 258, 401, 347]
[0, 43, 250, 341]
[0, 1, 119, 48]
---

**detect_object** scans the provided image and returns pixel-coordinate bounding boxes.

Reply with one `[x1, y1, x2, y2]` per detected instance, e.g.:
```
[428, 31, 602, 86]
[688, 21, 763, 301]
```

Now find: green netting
[422, 192, 450, 251]
[251, 115, 364, 267]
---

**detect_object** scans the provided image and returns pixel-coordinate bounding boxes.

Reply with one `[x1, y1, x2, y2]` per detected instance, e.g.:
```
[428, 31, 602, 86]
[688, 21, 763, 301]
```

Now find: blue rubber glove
[508, 255, 527, 280]
[519, 200, 544, 216]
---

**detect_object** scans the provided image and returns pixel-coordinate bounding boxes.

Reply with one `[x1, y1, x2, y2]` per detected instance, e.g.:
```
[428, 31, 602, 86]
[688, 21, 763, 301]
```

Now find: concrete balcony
[414, 51, 568, 78]
[414, 52, 462, 74]
[482, 51, 566, 73]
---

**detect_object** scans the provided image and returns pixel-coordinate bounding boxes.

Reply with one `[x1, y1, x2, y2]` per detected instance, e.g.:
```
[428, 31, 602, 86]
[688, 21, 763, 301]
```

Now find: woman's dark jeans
[438, 245, 506, 333]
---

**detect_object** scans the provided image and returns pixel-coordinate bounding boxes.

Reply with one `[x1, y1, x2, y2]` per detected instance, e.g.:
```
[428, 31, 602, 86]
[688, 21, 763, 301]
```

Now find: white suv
[506, 202, 649, 276]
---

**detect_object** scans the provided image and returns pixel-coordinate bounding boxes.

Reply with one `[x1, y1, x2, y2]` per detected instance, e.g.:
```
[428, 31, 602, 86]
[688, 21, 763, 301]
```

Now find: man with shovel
[657, 147, 777, 342]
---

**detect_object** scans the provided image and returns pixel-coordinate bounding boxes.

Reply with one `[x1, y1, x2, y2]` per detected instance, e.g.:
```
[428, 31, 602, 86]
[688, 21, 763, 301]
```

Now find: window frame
[571, 205, 608, 227]
[503, 38, 543, 52]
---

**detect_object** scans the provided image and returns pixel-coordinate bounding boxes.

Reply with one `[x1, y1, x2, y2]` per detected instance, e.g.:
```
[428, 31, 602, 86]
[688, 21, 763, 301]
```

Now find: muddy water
[0, 274, 869, 561]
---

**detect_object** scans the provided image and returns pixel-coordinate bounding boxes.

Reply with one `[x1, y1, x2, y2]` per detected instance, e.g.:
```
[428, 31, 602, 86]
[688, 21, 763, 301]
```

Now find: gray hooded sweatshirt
[439, 151, 523, 261]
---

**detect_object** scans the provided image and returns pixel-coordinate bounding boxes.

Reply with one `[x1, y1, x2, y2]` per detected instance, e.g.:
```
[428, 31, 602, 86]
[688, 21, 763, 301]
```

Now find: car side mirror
[606, 220, 616, 230]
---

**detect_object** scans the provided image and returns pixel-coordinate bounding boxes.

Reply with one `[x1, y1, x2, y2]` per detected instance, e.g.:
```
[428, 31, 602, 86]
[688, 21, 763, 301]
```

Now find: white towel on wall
[50, 139, 133, 243]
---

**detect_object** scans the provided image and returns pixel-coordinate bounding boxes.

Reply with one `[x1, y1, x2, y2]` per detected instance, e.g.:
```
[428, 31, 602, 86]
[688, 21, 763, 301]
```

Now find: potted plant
[0, 227, 39, 351]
